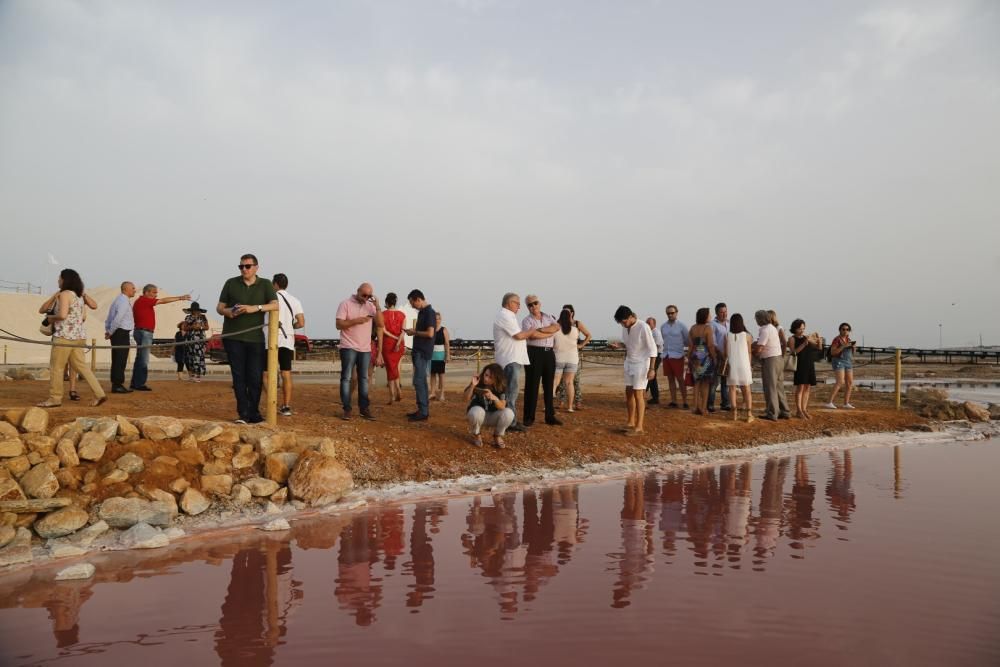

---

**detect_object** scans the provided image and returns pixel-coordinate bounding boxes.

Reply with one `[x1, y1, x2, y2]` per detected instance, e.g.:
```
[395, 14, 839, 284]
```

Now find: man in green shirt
[216, 253, 278, 423]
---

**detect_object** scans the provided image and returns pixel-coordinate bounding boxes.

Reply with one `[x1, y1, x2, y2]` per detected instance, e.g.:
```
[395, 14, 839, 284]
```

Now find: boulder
[270, 487, 288, 504]
[20, 463, 59, 499]
[906, 387, 950, 403]
[200, 474, 233, 496]
[56, 440, 80, 467]
[169, 477, 190, 494]
[264, 452, 299, 484]
[0, 477, 26, 503]
[139, 416, 184, 441]
[989, 403, 1000, 420]
[27, 451, 42, 465]
[42, 455, 60, 472]
[48, 423, 72, 442]
[20, 407, 49, 434]
[179, 488, 210, 515]
[230, 484, 252, 506]
[1, 512, 15, 526]
[119, 522, 168, 549]
[54, 469, 81, 490]
[201, 461, 231, 476]
[163, 526, 185, 540]
[258, 432, 297, 456]
[2, 408, 25, 428]
[211, 427, 241, 444]
[963, 402, 991, 423]
[91, 418, 119, 441]
[48, 539, 88, 558]
[116, 415, 140, 439]
[0, 439, 25, 458]
[116, 452, 145, 474]
[55, 563, 96, 580]
[77, 432, 108, 461]
[33, 506, 89, 539]
[232, 444, 257, 469]
[98, 497, 173, 528]
[0, 524, 14, 548]
[0, 421, 19, 440]
[102, 469, 129, 485]
[0, 527, 33, 566]
[260, 518, 290, 532]
[24, 434, 56, 456]
[3, 456, 31, 478]
[243, 477, 280, 497]
[140, 488, 178, 517]
[191, 422, 224, 442]
[316, 438, 338, 458]
[288, 451, 354, 507]
[74, 520, 109, 547]
[175, 448, 206, 466]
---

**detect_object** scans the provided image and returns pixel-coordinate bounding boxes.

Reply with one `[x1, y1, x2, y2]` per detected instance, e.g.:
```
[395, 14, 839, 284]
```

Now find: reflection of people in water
[522, 488, 559, 603]
[43, 583, 95, 648]
[215, 543, 294, 667]
[753, 458, 789, 565]
[552, 485, 584, 565]
[826, 450, 857, 526]
[685, 467, 723, 567]
[721, 463, 752, 568]
[462, 493, 524, 616]
[787, 456, 820, 553]
[405, 502, 448, 609]
[334, 514, 381, 626]
[612, 476, 653, 608]
[659, 471, 685, 558]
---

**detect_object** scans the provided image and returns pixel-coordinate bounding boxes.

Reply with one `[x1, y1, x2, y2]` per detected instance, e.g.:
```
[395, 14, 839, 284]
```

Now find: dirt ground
[1, 357, 945, 487]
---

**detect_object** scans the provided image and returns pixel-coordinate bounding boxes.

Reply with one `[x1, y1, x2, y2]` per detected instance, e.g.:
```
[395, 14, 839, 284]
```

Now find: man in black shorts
[268, 273, 305, 416]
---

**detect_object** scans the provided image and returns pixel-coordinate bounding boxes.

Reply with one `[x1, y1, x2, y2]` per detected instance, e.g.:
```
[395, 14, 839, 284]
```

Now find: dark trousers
[524, 347, 556, 424]
[648, 356, 662, 401]
[109, 328, 131, 388]
[224, 339, 266, 421]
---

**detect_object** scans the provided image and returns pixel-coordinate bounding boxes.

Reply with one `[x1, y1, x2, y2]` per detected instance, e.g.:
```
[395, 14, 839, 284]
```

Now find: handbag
[39, 318, 54, 336]
[783, 349, 797, 373]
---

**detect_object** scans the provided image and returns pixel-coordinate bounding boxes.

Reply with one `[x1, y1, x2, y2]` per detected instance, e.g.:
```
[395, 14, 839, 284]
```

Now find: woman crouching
[464, 362, 515, 449]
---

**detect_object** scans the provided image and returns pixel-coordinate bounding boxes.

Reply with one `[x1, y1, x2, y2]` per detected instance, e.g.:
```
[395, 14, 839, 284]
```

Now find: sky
[1, 0, 998, 346]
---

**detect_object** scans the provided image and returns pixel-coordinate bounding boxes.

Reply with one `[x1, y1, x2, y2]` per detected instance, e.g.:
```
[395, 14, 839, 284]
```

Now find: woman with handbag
[789, 319, 822, 418]
[37, 268, 107, 408]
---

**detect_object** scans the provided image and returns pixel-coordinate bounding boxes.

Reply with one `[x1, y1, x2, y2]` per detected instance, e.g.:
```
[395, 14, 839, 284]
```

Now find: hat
[183, 301, 207, 313]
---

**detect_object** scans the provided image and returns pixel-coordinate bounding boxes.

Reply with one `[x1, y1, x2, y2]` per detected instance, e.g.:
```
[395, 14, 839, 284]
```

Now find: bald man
[335, 282, 383, 420]
[105, 281, 137, 393]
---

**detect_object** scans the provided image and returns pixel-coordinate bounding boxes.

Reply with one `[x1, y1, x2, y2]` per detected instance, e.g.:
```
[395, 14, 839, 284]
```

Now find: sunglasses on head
[238, 264, 256, 270]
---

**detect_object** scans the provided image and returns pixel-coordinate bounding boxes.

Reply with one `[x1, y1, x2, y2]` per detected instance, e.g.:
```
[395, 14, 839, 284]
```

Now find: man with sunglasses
[521, 295, 562, 427]
[217, 254, 278, 424]
[335, 282, 383, 421]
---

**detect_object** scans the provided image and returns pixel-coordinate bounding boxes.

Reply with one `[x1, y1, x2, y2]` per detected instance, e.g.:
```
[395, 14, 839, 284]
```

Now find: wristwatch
[257, 305, 262, 312]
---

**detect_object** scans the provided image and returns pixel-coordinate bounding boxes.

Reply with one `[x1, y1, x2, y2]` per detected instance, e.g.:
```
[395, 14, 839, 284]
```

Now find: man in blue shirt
[709, 302, 731, 412]
[659, 305, 690, 409]
[104, 281, 136, 394]
[403, 289, 436, 422]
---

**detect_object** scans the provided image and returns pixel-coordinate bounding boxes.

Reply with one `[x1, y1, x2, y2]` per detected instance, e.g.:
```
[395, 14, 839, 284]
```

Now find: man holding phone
[216, 253, 278, 424]
[335, 282, 383, 420]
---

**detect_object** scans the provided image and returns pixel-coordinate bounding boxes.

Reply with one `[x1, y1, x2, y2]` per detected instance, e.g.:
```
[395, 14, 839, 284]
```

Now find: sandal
[92, 396, 107, 407]
[36, 400, 62, 408]
[68, 391, 81, 401]
[471, 434, 483, 448]
[493, 436, 506, 449]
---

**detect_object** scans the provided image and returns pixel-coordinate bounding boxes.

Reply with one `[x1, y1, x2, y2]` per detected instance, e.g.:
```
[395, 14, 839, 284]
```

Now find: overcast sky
[1, 0, 998, 346]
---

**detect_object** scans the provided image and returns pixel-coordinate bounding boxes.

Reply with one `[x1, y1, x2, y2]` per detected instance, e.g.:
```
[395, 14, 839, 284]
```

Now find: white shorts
[624, 360, 650, 390]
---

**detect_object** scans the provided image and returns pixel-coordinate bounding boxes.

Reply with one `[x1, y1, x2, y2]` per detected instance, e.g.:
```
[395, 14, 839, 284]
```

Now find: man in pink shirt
[335, 283, 383, 420]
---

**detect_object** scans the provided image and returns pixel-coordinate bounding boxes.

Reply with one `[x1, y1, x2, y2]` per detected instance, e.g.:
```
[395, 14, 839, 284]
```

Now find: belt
[135, 328, 154, 333]
[528, 346, 554, 352]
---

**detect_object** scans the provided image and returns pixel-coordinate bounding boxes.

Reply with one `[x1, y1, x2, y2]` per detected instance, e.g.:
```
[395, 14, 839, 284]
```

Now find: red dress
[381, 309, 406, 380]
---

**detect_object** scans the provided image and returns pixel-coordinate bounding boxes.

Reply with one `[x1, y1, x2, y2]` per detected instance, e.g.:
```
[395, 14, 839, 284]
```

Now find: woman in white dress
[725, 313, 754, 423]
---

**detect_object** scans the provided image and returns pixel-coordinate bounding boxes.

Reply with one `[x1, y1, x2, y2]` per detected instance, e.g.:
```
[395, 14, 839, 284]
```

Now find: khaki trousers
[48, 338, 106, 403]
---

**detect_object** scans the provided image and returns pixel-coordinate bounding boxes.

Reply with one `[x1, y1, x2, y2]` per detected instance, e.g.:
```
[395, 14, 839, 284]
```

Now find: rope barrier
[0, 324, 267, 351]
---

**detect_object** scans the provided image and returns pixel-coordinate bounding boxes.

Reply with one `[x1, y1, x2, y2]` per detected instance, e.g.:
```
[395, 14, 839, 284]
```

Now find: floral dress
[183, 313, 208, 377]
[689, 334, 716, 382]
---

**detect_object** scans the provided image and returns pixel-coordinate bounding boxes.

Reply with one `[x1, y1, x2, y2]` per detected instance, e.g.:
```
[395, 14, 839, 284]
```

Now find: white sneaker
[843, 403, 855, 409]
[824, 402, 837, 409]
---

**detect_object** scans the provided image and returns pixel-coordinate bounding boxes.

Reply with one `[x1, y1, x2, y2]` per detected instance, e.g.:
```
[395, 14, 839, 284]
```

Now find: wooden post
[266, 312, 279, 426]
[476, 347, 482, 374]
[90, 338, 97, 371]
[894, 348, 902, 410]
[3, 345, 6, 364]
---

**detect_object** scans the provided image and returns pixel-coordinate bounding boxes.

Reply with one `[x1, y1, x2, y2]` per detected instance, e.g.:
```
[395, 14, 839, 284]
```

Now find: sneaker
[824, 402, 837, 409]
[279, 406, 293, 417]
[247, 415, 265, 424]
[360, 409, 375, 421]
[341, 410, 353, 421]
[234, 418, 247, 425]
[132, 386, 152, 392]
[545, 417, 563, 426]
[407, 413, 429, 422]
[507, 423, 527, 433]
[843, 403, 856, 409]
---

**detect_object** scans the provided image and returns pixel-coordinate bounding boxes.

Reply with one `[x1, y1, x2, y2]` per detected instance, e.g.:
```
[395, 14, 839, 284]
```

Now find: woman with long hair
[37, 268, 107, 407]
[380, 292, 406, 403]
[464, 362, 515, 449]
[182, 302, 210, 382]
[725, 313, 754, 422]
[826, 322, 856, 409]
[687, 307, 717, 416]
[552, 308, 580, 412]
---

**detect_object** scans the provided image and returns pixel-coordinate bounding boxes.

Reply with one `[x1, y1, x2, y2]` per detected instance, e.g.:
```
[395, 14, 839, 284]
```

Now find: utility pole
[938, 323, 942, 349]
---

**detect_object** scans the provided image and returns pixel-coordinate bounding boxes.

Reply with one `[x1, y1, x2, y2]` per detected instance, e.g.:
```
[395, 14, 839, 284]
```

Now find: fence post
[266, 312, 279, 426]
[90, 338, 97, 371]
[476, 347, 482, 374]
[894, 348, 902, 410]
[3, 345, 6, 364]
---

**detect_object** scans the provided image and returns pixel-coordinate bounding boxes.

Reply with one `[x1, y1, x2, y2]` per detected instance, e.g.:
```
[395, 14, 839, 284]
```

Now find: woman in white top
[552, 309, 580, 413]
[725, 313, 754, 423]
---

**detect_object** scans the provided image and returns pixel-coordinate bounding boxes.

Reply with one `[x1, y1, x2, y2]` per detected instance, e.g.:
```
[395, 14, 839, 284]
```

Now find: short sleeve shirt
[755, 323, 782, 359]
[218, 276, 277, 343]
[132, 296, 157, 331]
[493, 308, 529, 367]
[273, 290, 304, 351]
[335, 297, 376, 351]
[412, 305, 436, 356]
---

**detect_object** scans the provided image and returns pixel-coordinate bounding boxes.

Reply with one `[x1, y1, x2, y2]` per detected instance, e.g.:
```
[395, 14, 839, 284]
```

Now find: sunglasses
[238, 264, 256, 270]
[667, 311, 677, 315]
[527, 301, 540, 307]
[840, 328, 851, 332]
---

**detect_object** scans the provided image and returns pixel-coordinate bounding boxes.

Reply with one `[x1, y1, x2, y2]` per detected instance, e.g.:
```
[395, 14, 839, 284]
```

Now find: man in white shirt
[615, 305, 658, 436]
[646, 316, 664, 406]
[709, 302, 731, 412]
[269, 273, 305, 417]
[752, 309, 790, 421]
[660, 305, 689, 409]
[492, 292, 536, 433]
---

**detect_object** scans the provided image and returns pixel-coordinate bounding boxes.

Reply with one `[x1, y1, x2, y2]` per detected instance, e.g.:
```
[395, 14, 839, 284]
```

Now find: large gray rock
[116, 416, 140, 440]
[243, 477, 280, 497]
[179, 488, 210, 515]
[91, 418, 120, 441]
[73, 520, 109, 547]
[33, 506, 89, 539]
[119, 522, 169, 549]
[98, 497, 174, 528]
[20, 407, 49, 434]
[116, 452, 145, 474]
[0, 439, 26, 458]
[288, 450, 354, 507]
[55, 563, 96, 580]
[77, 432, 108, 461]
[139, 416, 184, 441]
[20, 463, 59, 499]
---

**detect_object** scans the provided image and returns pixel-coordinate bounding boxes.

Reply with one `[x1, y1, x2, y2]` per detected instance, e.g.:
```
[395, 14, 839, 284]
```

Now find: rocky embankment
[0, 407, 354, 574]
[905, 387, 1000, 422]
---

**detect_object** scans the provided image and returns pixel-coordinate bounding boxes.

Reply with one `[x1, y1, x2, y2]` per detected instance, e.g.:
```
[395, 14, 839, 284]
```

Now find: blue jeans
[412, 349, 431, 417]
[224, 339, 266, 421]
[339, 349, 371, 412]
[129, 329, 154, 388]
[708, 372, 730, 409]
[503, 362, 522, 424]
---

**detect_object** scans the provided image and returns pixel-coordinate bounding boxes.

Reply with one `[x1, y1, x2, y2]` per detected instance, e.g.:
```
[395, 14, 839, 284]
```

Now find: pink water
[2, 439, 999, 666]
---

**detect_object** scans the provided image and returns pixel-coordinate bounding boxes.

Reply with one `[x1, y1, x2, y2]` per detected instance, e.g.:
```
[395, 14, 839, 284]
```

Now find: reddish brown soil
[0, 379, 924, 486]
